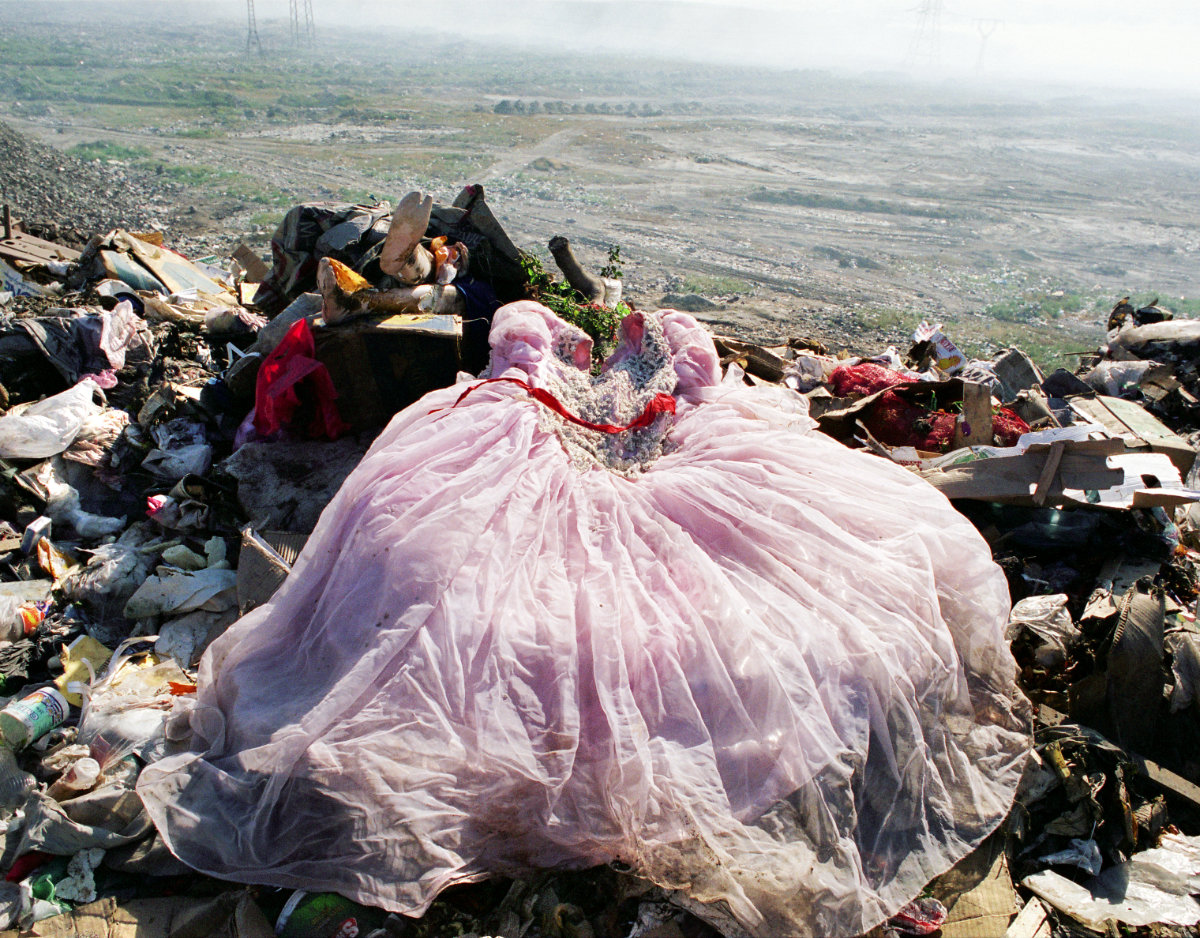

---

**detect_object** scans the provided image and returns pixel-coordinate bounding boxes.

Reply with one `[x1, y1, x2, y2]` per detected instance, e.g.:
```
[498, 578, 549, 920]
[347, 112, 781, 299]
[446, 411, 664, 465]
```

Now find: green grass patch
[678, 275, 752, 296]
[159, 164, 226, 186]
[954, 319, 1102, 371]
[248, 211, 285, 230]
[984, 290, 1088, 323]
[67, 139, 152, 162]
[173, 126, 226, 139]
[855, 305, 911, 332]
[338, 188, 385, 206]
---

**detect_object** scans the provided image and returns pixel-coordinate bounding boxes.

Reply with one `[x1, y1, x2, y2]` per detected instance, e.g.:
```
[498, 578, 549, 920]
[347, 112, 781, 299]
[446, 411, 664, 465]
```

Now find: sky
[304, 0, 1200, 97]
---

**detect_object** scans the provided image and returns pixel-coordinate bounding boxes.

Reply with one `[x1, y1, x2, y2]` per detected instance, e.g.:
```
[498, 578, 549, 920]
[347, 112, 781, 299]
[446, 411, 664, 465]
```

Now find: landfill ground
[5, 4, 1200, 370]
[4, 5, 1200, 938]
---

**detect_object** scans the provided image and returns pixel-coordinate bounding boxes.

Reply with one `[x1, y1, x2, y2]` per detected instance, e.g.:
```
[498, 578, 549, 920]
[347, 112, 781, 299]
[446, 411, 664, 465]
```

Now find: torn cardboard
[1071, 394, 1196, 477]
[916, 437, 1200, 510]
[3, 889, 273, 938]
[313, 311, 461, 432]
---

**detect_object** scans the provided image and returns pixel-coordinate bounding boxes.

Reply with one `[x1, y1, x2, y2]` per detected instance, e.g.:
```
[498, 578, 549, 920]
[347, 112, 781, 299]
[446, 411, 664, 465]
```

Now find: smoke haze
[311, 0, 1200, 97]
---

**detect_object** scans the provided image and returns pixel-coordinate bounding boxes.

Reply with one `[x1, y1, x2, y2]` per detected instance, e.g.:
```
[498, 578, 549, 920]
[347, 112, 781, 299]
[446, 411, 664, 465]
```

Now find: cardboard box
[313, 312, 462, 432]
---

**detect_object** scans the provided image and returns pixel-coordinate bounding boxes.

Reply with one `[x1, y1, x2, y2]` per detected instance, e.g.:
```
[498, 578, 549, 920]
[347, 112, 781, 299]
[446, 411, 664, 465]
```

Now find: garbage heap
[0, 190, 1199, 938]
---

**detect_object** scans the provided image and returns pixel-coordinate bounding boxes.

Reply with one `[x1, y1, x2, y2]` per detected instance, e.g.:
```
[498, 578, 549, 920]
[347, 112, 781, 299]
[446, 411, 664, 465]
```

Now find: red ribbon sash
[436, 377, 675, 433]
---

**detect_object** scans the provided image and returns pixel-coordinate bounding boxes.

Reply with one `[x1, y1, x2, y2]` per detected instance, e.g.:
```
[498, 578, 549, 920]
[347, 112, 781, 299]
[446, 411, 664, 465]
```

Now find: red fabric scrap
[887, 897, 948, 935]
[253, 318, 348, 440]
[6, 851, 50, 883]
[829, 362, 915, 397]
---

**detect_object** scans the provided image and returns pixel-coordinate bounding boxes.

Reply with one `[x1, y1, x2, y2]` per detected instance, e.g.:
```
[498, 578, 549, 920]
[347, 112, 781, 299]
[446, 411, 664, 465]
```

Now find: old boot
[380, 191, 434, 283]
[453, 184, 522, 261]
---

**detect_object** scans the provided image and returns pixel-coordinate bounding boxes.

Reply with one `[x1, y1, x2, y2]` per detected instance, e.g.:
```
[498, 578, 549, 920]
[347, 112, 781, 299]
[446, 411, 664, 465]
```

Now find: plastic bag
[1024, 833, 1200, 929]
[782, 353, 831, 393]
[123, 567, 237, 621]
[253, 318, 347, 440]
[1084, 360, 1158, 396]
[35, 459, 125, 539]
[98, 299, 149, 370]
[1006, 593, 1080, 667]
[76, 639, 192, 765]
[0, 380, 102, 459]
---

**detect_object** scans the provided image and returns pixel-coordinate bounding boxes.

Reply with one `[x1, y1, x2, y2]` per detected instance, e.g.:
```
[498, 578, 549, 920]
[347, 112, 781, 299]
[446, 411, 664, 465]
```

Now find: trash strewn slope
[0, 175, 1198, 938]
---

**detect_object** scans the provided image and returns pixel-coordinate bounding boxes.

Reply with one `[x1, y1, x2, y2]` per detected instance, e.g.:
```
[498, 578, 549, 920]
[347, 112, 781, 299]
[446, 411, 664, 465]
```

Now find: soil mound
[0, 119, 177, 244]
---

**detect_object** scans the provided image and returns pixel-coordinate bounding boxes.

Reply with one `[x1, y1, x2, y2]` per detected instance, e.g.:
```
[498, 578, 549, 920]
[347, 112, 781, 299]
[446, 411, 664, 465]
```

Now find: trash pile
[0, 176, 1199, 938]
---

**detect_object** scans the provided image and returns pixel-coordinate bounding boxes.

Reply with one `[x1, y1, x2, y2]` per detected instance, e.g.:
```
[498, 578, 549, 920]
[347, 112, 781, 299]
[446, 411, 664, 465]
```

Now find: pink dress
[139, 302, 1030, 937]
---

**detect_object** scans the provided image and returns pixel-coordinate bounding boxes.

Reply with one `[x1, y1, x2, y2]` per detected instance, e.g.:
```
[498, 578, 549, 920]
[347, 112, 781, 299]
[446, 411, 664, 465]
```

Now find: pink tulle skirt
[139, 304, 1029, 936]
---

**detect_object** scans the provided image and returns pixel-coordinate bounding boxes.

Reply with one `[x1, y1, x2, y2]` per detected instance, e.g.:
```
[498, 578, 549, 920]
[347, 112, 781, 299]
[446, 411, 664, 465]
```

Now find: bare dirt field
[4, 3, 1200, 364]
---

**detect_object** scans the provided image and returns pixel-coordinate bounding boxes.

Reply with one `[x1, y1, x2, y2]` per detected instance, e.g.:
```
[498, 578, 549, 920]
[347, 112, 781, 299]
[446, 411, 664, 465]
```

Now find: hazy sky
[304, 0, 1200, 96]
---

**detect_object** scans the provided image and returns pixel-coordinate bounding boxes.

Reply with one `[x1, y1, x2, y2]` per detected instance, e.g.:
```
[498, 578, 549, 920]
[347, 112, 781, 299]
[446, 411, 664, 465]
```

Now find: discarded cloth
[252, 318, 347, 440]
[139, 302, 1030, 937]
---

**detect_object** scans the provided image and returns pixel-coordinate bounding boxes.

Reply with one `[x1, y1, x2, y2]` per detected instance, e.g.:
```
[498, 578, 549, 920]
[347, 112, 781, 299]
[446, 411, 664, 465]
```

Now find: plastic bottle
[0, 596, 48, 643]
[0, 687, 69, 748]
[0, 746, 35, 810]
[274, 890, 387, 937]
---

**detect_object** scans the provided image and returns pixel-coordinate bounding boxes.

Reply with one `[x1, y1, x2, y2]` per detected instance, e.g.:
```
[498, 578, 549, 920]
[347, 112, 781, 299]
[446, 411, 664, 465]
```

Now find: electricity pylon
[246, 0, 263, 53]
[910, 0, 943, 69]
[291, 0, 316, 45]
[975, 19, 1000, 75]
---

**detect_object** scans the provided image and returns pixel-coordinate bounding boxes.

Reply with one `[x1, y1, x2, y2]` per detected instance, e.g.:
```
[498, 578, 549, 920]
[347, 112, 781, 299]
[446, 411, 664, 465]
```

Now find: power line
[291, 0, 316, 45]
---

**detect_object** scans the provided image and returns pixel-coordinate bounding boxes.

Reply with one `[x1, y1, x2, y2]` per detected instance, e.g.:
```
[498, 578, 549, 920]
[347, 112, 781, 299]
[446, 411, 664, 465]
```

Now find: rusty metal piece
[0, 207, 81, 267]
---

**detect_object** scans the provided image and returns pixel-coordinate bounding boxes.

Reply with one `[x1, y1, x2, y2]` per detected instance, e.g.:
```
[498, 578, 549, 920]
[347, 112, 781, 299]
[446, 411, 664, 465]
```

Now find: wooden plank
[1004, 897, 1048, 938]
[953, 382, 994, 449]
[1072, 396, 1196, 477]
[1032, 441, 1066, 506]
[0, 229, 80, 267]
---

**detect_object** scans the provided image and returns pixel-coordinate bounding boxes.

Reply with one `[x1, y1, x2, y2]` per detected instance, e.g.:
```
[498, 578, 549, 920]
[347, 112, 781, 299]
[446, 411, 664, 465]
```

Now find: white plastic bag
[34, 459, 125, 538]
[1024, 833, 1200, 929]
[1084, 360, 1158, 396]
[1006, 593, 1080, 667]
[0, 380, 103, 459]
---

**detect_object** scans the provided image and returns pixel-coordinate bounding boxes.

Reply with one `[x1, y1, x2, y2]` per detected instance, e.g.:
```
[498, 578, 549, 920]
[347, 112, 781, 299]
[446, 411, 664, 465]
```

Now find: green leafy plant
[519, 253, 625, 365]
[599, 245, 623, 280]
